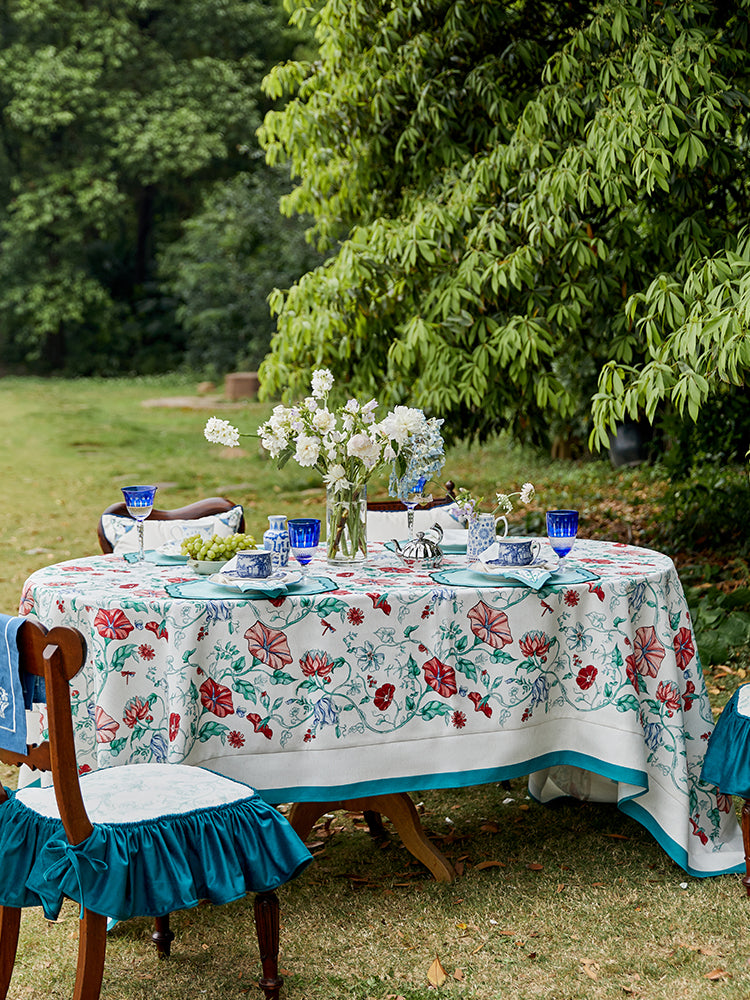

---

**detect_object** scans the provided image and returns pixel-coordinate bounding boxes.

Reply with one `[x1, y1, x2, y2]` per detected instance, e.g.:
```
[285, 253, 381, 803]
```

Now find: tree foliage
[258, 0, 750, 446]
[160, 166, 324, 377]
[0, 0, 291, 373]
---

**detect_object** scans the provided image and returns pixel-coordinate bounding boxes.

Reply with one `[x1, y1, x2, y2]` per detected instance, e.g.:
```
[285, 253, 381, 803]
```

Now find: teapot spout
[391, 539, 403, 554]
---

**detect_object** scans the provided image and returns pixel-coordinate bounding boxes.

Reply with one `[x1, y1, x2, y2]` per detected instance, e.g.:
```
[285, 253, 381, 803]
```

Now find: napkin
[431, 565, 599, 591]
[0, 615, 27, 754]
[165, 575, 337, 600]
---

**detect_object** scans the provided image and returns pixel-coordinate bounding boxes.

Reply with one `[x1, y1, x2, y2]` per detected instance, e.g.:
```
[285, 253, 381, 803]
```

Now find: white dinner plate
[208, 569, 303, 592]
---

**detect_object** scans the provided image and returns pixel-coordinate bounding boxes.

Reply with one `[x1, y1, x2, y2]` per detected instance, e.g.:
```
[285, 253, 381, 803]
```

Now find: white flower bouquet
[205, 369, 445, 563]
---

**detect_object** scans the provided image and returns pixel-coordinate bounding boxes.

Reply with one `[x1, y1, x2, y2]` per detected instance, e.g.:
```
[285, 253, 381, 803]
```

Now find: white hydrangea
[204, 417, 240, 447]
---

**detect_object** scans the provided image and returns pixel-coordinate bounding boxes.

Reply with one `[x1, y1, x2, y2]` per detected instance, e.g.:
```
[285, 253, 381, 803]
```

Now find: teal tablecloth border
[164, 575, 337, 600]
[254, 750, 744, 879]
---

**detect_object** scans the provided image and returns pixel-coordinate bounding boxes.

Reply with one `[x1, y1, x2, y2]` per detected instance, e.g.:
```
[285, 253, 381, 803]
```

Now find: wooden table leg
[287, 792, 456, 884]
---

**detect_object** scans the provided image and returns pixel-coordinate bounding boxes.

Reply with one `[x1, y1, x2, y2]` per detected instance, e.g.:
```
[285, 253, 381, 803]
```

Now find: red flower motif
[423, 656, 457, 698]
[94, 608, 134, 640]
[245, 621, 292, 670]
[625, 654, 640, 694]
[468, 692, 492, 717]
[228, 730, 246, 748]
[78, 764, 92, 775]
[633, 626, 666, 677]
[683, 679, 696, 711]
[347, 607, 365, 625]
[247, 713, 273, 740]
[367, 593, 392, 615]
[199, 678, 235, 718]
[689, 817, 708, 845]
[138, 643, 155, 660]
[145, 620, 168, 640]
[468, 601, 512, 648]
[268, 596, 286, 607]
[716, 792, 733, 814]
[673, 627, 695, 671]
[95, 706, 119, 743]
[519, 630, 551, 661]
[576, 665, 598, 690]
[656, 680, 681, 717]
[123, 696, 150, 729]
[169, 712, 180, 741]
[19, 592, 34, 615]
[300, 651, 335, 678]
[374, 683, 395, 711]
[587, 582, 605, 602]
[564, 590, 580, 607]
[452, 711, 467, 729]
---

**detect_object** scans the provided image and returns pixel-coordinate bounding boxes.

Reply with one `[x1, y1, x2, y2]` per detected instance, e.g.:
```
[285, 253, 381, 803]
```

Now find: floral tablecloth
[19, 539, 744, 876]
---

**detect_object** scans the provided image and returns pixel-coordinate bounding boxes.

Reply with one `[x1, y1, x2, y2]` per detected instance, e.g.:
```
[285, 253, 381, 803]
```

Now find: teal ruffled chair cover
[0, 764, 312, 921]
[701, 685, 750, 797]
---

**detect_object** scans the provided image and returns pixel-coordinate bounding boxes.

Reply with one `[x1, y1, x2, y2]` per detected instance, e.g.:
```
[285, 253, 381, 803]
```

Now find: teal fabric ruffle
[701, 687, 750, 798]
[0, 790, 312, 921]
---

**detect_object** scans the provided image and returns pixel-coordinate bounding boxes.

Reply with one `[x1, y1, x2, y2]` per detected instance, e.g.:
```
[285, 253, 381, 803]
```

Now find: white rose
[295, 433, 320, 467]
[312, 409, 336, 434]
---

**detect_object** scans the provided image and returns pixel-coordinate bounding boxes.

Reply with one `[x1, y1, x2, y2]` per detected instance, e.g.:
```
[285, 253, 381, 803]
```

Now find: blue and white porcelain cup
[489, 537, 540, 566]
[235, 550, 273, 579]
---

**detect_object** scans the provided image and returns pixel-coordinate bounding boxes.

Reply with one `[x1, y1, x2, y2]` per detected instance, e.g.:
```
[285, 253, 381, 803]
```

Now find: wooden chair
[0, 618, 312, 1000]
[97, 496, 245, 554]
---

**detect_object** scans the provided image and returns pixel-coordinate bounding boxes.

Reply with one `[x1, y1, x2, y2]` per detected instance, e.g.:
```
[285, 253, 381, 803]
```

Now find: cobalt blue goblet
[121, 485, 158, 562]
[546, 509, 578, 565]
[287, 518, 321, 573]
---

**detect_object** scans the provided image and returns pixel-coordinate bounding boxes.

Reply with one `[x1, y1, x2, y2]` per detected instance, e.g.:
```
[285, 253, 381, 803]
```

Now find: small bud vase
[263, 514, 290, 568]
[326, 486, 367, 564]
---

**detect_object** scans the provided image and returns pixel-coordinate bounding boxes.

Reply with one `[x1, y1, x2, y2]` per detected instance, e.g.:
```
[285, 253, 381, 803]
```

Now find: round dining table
[19, 537, 744, 880]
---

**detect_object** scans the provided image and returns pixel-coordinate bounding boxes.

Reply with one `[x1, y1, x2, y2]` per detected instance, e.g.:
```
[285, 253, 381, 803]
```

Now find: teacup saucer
[471, 556, 559, 575]
[209, 569, 303, 591]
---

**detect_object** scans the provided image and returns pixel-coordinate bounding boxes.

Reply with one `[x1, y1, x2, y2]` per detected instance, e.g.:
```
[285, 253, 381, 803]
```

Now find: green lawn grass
[2, 375, 749, 999]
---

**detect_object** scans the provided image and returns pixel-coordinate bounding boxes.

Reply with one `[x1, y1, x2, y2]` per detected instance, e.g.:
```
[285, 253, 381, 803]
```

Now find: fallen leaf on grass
[604, 833, 630, 840]
[527, 862, 544, 871]
[427, 955, 447, 987]
[704, 969, 731, 982]
[452, 969, 465, 981]
[480, 821, 500, 833]
[580, 959, 599, 981]
[475, 860, 505, 870]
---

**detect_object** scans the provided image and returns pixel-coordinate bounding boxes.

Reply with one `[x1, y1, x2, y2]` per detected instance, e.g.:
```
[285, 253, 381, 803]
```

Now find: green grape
[182, 531, 258, 562]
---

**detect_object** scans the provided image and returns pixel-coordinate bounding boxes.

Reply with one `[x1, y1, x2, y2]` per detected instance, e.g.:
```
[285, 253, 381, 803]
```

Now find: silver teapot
[391, 523, 444, 569]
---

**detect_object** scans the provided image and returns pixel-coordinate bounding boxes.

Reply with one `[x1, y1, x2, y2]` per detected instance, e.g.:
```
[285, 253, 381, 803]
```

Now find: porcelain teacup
[486, 537, 540, 567]
[235, 550, 273, 579]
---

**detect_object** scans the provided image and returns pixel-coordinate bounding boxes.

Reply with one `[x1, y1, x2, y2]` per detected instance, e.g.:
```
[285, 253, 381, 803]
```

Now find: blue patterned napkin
[0, 615, 27, 754]
[431, 565, 599, 591]
[165, 576, 337, 600]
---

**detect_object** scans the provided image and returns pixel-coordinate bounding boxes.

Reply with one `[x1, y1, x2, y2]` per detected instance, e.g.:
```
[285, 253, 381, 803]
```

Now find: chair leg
[0, 906, 21, 1000]
[151, 914, 175, 958]
[73, 909, 107, 1000]
[742, 800, 750, 897]
[254, 891, 282, 1000]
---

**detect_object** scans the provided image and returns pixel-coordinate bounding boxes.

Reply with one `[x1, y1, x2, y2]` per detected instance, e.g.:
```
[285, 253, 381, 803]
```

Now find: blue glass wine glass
[287, 518, 321, 573]
[121, 485, 157, 562]
[403, 476, 431, 540]
[546, 509, 578, 566]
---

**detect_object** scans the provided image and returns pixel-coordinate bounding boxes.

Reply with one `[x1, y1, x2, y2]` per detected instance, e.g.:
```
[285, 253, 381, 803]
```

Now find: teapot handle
[425, 522, 444, 543]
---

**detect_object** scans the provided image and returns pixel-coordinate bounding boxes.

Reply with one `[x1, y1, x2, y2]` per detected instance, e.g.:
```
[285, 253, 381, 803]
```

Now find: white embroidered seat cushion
[101, 506, 243, 555]
[367, 502, 461, 542]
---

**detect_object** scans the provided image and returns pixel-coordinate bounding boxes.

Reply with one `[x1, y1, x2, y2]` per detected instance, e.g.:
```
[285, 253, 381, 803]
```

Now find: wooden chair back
[366, 481, 456, 514]
[97, 496, 245, 553]
[0, 622, 90, 845]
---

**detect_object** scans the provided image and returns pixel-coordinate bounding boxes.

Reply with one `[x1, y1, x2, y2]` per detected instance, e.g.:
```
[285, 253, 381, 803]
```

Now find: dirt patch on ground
[141, 395, 247, 410]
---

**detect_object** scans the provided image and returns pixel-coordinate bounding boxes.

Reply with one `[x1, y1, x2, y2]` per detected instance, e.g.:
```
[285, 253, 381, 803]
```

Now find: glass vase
[326, 485, 367, 564]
